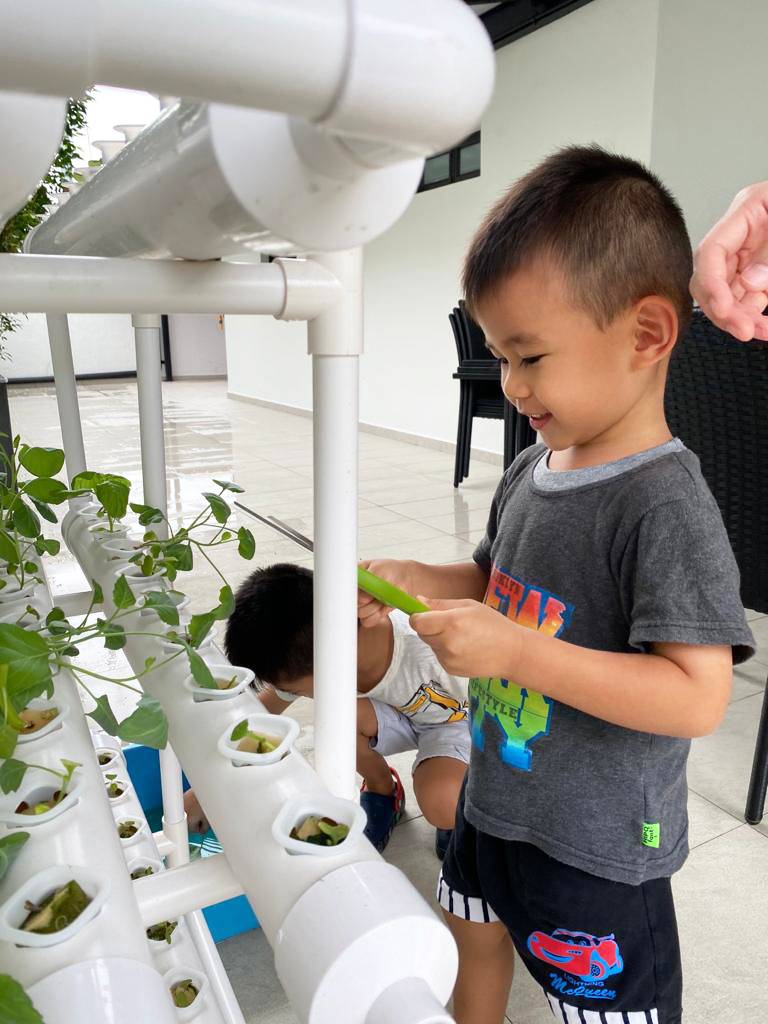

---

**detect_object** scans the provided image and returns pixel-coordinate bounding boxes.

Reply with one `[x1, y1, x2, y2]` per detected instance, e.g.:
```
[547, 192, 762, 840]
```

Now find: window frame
[417, 131, 481, 194]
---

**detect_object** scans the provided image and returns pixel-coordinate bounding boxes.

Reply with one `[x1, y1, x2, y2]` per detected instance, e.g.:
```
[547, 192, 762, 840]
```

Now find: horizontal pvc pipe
[0, 0, 493, 157]
[0, 254, 339, 316]
[133, 856, 242, 926]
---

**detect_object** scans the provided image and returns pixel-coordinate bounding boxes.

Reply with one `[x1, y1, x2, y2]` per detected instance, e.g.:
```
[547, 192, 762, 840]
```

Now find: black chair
[450, 301, 536, 487]
[664, 309, 768, 823]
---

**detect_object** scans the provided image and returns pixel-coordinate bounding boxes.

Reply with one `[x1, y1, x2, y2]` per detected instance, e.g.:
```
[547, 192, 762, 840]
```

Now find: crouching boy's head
[463, 144, 693, 456]
[225, 563, 314, 698]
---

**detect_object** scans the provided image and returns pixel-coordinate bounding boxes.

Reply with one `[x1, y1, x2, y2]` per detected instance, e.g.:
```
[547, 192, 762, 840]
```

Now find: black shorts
[438, 783, 682, 1023]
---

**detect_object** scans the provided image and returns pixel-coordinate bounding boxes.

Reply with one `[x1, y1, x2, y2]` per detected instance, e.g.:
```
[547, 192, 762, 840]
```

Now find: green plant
[147, 920, 177, 944]
[0, 757, 79, 816]
[290, 815, 349, 847]
[21, 879, 91, 934]
[0, 831, 29, 882]
[230, 719, 280, 754]
[0, 95, 90, 357]
[171, 980, 199, 1008]
[0, 974, 43, 1024]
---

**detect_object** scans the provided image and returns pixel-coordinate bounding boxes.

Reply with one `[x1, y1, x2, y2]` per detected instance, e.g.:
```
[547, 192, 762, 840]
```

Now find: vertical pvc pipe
[133, 313, 188, 863]
[46, 313, 87, 481]
[308, 250, 362, 800]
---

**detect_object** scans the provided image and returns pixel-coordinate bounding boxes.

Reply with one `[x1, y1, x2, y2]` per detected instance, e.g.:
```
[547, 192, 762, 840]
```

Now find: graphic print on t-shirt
[469, 566, 574, 771]
[397, 682, 467, 723]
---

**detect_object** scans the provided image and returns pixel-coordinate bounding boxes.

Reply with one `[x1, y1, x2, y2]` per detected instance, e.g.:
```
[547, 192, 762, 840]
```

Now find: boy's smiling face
[474, 259, 673, 467]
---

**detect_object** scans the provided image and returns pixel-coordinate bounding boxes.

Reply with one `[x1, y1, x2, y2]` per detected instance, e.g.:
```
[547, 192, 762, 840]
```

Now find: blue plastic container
[124, 743, 259, 942]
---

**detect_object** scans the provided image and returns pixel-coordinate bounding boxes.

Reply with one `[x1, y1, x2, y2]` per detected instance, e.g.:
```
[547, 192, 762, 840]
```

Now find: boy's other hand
[357, 558, 415, 628]
[691, 180, 768, 341]
[184, 789, 210, 835]
[410, 597, 521, 678]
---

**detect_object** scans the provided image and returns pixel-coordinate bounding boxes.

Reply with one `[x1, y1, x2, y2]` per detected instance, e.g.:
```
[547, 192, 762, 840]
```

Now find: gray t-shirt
[468, 441, 754, 885]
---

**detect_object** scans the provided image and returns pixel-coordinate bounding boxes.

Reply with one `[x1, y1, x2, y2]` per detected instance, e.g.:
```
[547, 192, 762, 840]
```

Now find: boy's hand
[410, 597, 521, 678]
[357, 558, 415, 628]
[184, 789, 210, 835]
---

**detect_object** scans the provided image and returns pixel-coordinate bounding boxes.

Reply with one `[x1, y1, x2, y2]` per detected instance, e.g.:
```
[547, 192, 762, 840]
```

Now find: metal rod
[46, 313, 87, 481]
[233, 501, 313, 551]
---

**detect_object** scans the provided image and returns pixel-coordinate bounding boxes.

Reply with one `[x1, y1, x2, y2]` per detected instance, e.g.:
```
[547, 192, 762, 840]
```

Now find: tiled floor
[9, 379, 768, 1023]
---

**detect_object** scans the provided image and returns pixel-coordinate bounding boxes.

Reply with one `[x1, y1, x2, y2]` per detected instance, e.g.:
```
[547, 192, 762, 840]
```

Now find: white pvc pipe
[46, 313, 87, 481]
[309, 250, 362, 799]
[0, 0, 493, 157]
[0, 90, 66, 223]
[186, 910, 247, 1024]
[0, 254, 304, 314]
[133, 313, 168, 526]
[133, 856, 242, 925]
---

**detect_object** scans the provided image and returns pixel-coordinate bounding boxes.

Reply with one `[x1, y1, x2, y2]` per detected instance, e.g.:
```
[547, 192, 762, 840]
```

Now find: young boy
[358, 145, 755, 1024]
[184, 562, 469, 854]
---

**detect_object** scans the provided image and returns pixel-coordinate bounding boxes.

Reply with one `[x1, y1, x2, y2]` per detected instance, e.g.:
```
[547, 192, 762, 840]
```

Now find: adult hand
[690, 181, 768, 341]
[410, 597, 521, 678]
[357, 558, 416, 628]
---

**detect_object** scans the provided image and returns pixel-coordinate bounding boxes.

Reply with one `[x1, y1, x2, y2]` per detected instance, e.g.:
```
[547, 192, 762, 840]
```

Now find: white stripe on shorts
[436, 870, 499, 923]
[545, 995, 659, 1024]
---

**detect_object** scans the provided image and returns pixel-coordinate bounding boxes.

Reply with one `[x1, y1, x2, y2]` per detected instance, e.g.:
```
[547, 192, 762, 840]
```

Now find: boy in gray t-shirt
[358, 146, 755, 1024]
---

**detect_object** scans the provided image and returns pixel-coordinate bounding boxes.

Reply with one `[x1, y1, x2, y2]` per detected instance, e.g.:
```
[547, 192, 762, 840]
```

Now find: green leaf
[19, 446, 65, 479]
[141, 591, 180, 627]
[0, 531, 18, 563]
[165, 541, 193, 572]
[27, 497, 57, 524]
[11, 501, 40, 539]
[87, 694, 120, 735]
[112, 574, 136, 609]
[230, 719, 248, 741]
[202, 492, 231, 525]
[0, 973, 44, 1024]
[129, 502, 165, 526]
[60, 645, 80, 657]
[140, 555, 154, 577]
[45, 608, 66, 627]
[0, 722, 18, 759]
[0, 625, 52, 708]
[102, 622, 126, 650]
[188, 611, 215, 648]
[91, 579, 104, 604]
[214, 585, 235, 621]
[0, 757, 29, 793]
[213, 479, 244, 493]
[23, 477, 68, 503]
[237, 527, 255, 560]
[0, 832, 30, 884]
[23, 562, 39, 575]
[187, 648, 216, 689]
[34, 537, 60, 557]
[116, 694, 168, 749]
[95, 478, 130, 521]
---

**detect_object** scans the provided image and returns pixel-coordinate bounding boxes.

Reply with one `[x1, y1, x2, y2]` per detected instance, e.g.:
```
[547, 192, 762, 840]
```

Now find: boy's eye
[520, 355, 542, 367]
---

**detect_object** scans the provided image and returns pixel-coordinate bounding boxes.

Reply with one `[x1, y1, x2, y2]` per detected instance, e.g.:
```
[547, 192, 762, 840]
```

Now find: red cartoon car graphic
[527, 929, 624, 981]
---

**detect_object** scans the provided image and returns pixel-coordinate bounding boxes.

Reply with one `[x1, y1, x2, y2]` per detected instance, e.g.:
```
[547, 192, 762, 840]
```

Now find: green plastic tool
[357, 566, 429, 615]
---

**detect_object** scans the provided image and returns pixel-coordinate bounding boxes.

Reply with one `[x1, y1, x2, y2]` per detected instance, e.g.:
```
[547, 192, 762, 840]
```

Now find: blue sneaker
[360, 766, 406, 852]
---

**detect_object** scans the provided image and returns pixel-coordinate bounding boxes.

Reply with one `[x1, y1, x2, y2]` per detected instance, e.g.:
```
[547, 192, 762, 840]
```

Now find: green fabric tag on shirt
[642, 822, 660, 848]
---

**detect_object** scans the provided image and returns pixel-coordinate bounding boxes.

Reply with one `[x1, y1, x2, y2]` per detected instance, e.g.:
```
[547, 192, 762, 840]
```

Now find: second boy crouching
[184, 562, 470, 855]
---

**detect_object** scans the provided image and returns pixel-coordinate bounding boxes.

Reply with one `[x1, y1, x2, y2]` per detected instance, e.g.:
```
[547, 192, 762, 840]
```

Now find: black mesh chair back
[665, 311, 768, 614]
[664, 309, 768, 824]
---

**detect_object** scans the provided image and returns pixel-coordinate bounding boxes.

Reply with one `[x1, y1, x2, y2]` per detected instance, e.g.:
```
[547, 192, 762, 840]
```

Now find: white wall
[225, 0, 660, 454]
[168, 314, 227, 379]
[651, 0, 768, 248]
[2, 314, 136, 380]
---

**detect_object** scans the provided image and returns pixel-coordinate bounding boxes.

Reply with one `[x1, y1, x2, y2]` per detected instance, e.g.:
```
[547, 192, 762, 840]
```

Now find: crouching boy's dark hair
[225, 563, 313, 685]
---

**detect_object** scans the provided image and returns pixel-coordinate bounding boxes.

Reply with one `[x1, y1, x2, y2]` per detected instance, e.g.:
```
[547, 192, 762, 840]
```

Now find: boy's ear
[631, 296, 678, 367]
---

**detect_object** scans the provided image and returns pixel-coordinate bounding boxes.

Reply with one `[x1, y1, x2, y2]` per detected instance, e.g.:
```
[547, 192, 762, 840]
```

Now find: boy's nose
[501, 365, 531, 402]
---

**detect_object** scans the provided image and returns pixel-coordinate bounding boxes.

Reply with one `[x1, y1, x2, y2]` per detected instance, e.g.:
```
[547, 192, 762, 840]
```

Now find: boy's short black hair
[463, 144, 693, 334]
[225, 563, 313, 685]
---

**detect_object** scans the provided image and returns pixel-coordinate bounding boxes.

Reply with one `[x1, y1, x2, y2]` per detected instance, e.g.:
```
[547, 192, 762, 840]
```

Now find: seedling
[117, 820, 139, 840]
[171, 980, 199, 1008]
[290, 815, 350, 847]
[18, 707, 58, 735]
[21, 879, 91, 934]
[147, 920, 178, 944]
[0, 758, 79, 812]
[104, 773, 125, 799]
[97, 751, 116, 766]
[230, 719, 279, 754]
[130, 865, 155, 879]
